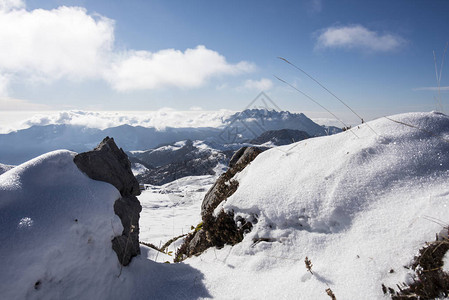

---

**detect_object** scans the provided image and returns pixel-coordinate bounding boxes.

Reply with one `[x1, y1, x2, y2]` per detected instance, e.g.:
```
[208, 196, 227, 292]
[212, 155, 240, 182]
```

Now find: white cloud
[243, 78, 273, 91]
[107, 46, 254, 91]
[316, 25, 405, 52]
[0, 73, 11, 97]
[0, 0, 24, 12]
[0, 97, 50, 110]
[0, 109, 235, 132]
[0, 5, 114, 82]
[413, 86, 449, 91]
[0, 1, 254, 94]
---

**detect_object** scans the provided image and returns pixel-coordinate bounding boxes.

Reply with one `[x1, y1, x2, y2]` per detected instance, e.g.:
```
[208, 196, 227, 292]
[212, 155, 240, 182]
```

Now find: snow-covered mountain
[2, 111, 447, 299]
[0, 109, 339, 165]
[222, 109, 340, 139]
[0, 163, 14, 175]
[131, 140, 232, 185]
[130, 129, 311, 185]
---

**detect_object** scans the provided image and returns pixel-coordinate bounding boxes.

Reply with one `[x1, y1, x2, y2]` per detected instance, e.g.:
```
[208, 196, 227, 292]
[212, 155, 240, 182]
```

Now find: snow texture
[0, 162, 14, 175]
[0, 150, 210, 300]
[1, 111, 449, 299]
[131, 162, 148, 176]
[189, 112, 449, 299]
[139, 175, 215, 249]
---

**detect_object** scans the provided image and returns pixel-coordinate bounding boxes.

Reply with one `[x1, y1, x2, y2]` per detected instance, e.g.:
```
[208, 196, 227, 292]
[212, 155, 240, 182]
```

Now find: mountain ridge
[0, 109, 339, 165]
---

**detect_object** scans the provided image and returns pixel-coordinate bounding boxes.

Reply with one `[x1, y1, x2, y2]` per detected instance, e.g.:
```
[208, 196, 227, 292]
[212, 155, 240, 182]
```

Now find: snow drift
[0, 150, 209, 300]
[184, 112, 449, 299]
[0, 150, 124, 299]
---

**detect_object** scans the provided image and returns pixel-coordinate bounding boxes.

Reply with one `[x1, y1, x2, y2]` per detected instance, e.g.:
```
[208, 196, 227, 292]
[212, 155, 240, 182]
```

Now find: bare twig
[278, 57, 378, 136]
[305, 256, 313, 274]
[326, 288, 337, 300]
[274, 75, 359, 138]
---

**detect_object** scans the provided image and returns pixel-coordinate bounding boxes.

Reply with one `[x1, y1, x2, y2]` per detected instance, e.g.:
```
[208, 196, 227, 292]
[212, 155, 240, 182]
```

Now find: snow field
[189, 112, 449, 298]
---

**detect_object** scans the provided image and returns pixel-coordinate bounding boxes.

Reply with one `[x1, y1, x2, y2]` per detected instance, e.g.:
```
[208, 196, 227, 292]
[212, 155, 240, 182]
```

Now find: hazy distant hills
[0, 124, 221, 165]
[0, 109, 341, 165]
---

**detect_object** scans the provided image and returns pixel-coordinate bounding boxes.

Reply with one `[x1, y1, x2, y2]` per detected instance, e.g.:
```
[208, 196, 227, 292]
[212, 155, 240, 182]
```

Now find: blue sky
[0, 0, 448, 123]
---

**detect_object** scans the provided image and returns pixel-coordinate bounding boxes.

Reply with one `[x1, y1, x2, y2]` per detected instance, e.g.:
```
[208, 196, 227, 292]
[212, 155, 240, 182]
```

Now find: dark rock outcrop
[74, 137, 142, 266]
[176, 146, 262, 261]
[201, 147, 262, 218]
[74, 137, 140, 197]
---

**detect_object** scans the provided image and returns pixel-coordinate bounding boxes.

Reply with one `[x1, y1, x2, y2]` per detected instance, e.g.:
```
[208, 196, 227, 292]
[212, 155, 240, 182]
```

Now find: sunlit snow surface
[0, 150, 211, 300]
[1, 112, 449, 299]
[185, 112, 449, 299]
[138, 175, 215, 252]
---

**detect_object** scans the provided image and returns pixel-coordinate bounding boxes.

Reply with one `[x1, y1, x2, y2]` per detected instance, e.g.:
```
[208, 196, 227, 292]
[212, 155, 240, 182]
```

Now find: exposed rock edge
[74, 136, 142, 266]
[176, 146, 262, 261]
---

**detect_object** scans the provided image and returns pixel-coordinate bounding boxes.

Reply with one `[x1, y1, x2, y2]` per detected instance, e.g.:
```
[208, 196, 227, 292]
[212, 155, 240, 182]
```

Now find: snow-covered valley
[139, 175, 215, 250]
[1, 111, 449, 299]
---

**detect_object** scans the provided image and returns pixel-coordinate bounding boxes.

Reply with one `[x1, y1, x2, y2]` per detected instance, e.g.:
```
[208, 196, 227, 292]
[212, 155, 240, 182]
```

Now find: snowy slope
[0, 150, 125, 299]
[184, 112, 449, 299]
[0, 151, 210, 300]
[139, 175, 216, 250]
[0, 163, 14, 175]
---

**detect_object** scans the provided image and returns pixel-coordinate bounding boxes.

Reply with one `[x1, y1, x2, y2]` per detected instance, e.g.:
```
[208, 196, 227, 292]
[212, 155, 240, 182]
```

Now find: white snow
[185, 111, 449, 299]
[0, 150, 211, 300]
[0, 150, 125, 299]
[443, 251, 449, 275]
[139, 175, 215, 252]
[0, 162, 14, 175]
[1, 111, 449, 299]
[131, 162, 149, 176]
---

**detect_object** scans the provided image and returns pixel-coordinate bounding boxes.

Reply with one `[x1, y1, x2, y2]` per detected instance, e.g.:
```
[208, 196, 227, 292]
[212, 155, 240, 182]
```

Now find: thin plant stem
[274, 75, 359, 138]
[278, 57, 379, 136]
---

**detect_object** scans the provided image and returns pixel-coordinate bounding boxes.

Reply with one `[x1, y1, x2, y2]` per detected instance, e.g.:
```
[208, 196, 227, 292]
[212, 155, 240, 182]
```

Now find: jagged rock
[228, 147, 248, 169]
[177, 229, 210, 259]
[74, 137, 140, 197]
[176, 146, 262, 261]
[74, 137, 142, 266]
[111, 195, 141, 265]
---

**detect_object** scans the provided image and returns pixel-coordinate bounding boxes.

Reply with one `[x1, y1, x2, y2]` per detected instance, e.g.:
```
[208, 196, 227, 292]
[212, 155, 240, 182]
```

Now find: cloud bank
[0, 0, 254, 95]
[107, 46, 254, 91]
[316, 24, 405, 52]
[0, 110, 236, 133]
